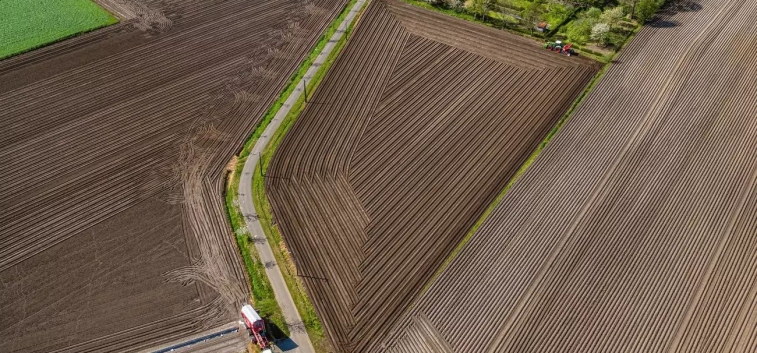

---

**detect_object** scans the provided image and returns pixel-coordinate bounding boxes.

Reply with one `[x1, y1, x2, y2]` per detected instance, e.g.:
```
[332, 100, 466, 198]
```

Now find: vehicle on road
[241, 304, 271, 350]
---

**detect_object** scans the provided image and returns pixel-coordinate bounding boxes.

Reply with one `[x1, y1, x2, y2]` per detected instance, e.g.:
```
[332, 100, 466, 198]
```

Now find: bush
[600, 6, 625, 29]
[590, 23, 610, 44]
[582, 7, 602, 20]
[565, 17, 594, 44]
[543, 3, 569, 28]
[636, 0, 664, 23]
[606, 31, 626, 48]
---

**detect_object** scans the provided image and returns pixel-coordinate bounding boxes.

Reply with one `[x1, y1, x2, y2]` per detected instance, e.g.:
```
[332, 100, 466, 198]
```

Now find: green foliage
[520, 0, 545, 27]
[573, 0, 611, 7]
[582, 6, 603, 20]
[470, 0, 488, 18]
[565, 17, 594, 44]
[225, 0, 364, 350]
[542, 3, 568, 28]
[590, 22, 610, 44]
[635, 0, 664, 23]
[418, 0, 648, 52]
[600, 6, 625, 29]
[606, 30, 627, 48]
[0, 0, 117, 59]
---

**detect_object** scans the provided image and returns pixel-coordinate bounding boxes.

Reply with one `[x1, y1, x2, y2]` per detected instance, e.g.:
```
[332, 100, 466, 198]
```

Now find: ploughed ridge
[266, 0, 601, 352]
[380, 0, 757, 352]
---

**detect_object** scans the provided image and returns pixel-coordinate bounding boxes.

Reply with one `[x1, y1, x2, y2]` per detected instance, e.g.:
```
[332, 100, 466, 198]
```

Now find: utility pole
[303, 80, 308, 103]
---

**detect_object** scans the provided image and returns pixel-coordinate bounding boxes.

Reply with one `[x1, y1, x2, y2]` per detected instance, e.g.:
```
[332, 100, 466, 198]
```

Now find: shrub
[590, 23, 610, 45]
[606, 31, 626, 48]
[636, 0, 664, 23]
[582, 7, 602, 20]
[565, 17, 594, 44]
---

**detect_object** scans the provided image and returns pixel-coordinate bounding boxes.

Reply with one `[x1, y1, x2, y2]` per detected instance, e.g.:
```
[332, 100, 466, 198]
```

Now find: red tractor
[241, 304, 272, 351]
[544, 41, 576, 56]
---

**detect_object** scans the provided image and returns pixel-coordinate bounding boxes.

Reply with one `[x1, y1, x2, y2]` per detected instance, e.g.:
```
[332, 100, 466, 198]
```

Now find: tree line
[423, 0, 670, 49]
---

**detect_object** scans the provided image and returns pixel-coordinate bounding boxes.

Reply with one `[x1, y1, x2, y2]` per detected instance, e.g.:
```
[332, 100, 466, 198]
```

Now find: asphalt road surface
[237, 0, 367, 351]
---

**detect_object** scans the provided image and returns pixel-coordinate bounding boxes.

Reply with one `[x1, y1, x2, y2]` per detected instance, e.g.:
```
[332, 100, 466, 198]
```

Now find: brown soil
[383, 1, 757, 352]
[265, 1, 601, 352]
[0, 0, 345, 351]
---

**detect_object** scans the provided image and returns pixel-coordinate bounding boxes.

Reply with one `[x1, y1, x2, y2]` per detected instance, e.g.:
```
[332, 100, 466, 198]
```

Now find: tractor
[543, 41, 576, 56]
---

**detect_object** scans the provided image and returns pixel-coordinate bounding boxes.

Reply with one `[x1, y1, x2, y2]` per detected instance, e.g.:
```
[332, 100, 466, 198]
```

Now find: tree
[448, 0, 464, 10]
[635, 0, 663, 23]
[521, 0, 545, 33]
[582, 6, 602, 20]
[496, 0, 513, 29]
[571, 0, 610, 8]
[591, 23, 610, 45]
[565, 17, 594, 44]
[470, 0, 488, 20]
[600, 6, 625, 30]
[617, 0, 638, 19]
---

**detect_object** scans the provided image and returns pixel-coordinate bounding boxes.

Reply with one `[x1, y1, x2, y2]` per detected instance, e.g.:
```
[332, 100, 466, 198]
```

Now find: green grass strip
[0, 0, 117, 59]
[251, 4, 367, 351]
[225, 0, 365, 350]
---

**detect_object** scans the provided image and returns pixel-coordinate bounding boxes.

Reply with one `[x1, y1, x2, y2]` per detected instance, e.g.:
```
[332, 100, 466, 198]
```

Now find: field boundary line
[414, 17, 646, 302]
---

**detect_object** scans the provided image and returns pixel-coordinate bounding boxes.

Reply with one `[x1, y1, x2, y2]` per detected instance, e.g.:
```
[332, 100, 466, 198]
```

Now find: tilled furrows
[382, 1, 757, 352]
[0, 0, 347, 352]
[266, 1, 600, 352]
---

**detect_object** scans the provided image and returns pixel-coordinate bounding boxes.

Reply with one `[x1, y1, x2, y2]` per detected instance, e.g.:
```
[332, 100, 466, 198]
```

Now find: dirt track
[265, 1, 600, 352]
[0, 0, 345, 351]
[381, 1, 757, 352]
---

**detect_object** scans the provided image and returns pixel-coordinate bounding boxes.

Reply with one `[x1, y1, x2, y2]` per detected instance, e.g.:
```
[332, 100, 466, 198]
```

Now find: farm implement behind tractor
[544, 41, 576, 56]
[241, 304, 273, 353]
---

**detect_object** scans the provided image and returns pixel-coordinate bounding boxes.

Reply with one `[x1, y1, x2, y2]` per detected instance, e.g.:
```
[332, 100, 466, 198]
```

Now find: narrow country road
[237, 0, 366, 352]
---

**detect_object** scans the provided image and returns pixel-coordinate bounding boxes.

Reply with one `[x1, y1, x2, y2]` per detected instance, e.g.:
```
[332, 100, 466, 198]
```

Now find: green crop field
[0, 0, 117, 59]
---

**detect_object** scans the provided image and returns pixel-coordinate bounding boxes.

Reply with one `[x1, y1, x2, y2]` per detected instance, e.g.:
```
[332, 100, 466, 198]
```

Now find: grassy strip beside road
[251, 4, 366, 350]
[227, 159, 288, 335]
[225, 0, 363, 350]
[0, 0, 117, 59]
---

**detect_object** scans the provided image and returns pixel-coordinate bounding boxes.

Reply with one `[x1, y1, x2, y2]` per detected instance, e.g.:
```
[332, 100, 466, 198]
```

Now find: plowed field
[0, 0, 344, 351]
[381, 1, 757, 352]
[265, 1, 600, 352]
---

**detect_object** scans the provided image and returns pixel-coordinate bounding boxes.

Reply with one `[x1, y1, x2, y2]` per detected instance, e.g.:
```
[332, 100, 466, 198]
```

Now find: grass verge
[0, 0, 117, 59]
[225, 0, 364, 351]
[227, 158, 288, 335]
[251, 4, 366, 350]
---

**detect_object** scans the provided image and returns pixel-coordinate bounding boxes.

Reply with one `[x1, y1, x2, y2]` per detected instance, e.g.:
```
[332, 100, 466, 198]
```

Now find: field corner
[0, 0, 118, 60]
[414, 19, 645, 302]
